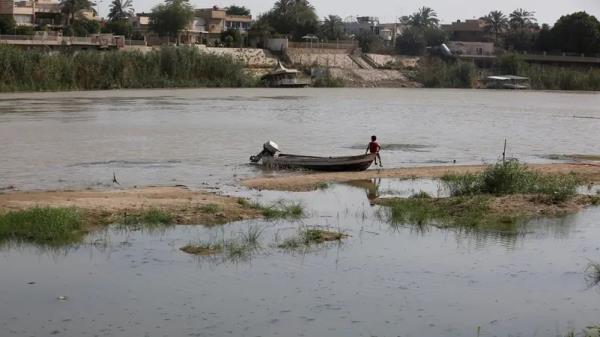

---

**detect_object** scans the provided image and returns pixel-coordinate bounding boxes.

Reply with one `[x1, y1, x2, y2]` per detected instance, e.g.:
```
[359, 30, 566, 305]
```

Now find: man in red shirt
[366, 135, 382, 167]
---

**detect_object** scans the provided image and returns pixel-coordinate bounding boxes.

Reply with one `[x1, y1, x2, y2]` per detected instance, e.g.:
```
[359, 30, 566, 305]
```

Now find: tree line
[1, 0, 599, 56]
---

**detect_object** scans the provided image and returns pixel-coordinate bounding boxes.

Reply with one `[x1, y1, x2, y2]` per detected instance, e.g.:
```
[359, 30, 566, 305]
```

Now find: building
[0, 0, 98, 30]
[378, 23, 405, 47]
[0, 0, 62, 28]
[441, 19, 491, 42]
[130, 12, 151, 34]
[447, 41, 494, 56]
[343, 16, 380, 37]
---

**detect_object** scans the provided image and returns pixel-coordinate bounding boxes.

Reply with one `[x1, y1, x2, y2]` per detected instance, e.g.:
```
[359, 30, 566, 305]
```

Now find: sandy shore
[242, 163, 600, 191]
[0, 186, 262, 225]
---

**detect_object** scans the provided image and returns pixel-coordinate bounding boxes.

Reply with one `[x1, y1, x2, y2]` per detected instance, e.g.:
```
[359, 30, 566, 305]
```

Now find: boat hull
[261, 153, 376, 172]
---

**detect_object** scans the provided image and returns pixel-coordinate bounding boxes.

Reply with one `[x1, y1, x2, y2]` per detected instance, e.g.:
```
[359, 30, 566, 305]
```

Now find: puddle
[1, 181, 600, 336]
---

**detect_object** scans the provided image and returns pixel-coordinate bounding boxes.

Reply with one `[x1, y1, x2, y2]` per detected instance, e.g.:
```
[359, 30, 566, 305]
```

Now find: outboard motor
[250, 141, 280, 163]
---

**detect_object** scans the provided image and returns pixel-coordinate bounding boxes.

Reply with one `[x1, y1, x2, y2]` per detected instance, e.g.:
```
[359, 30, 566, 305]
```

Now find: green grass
[442, 160, 579, 202]
[410, 191, 432, 199]
[0, 45, 258, 92]
[0, 207, 84, 245]
[119, 208, 174, 229]
[260, 201, 304, 220]
[278, 227, 347, 250]
[380, 196, 520, 231]
[237, 198, 305, 220]
[180, 225, 263, 261]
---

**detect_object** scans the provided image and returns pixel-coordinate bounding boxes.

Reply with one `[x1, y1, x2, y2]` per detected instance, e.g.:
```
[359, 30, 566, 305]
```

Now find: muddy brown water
[1, 88, 600, 336]
[0, 88, 599, 190]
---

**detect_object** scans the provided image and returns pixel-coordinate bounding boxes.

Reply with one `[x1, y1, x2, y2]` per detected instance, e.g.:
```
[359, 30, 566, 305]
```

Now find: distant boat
[261, 62, 311, 88]
[250, 141, 376, 172]
[485, 75, 530, 89]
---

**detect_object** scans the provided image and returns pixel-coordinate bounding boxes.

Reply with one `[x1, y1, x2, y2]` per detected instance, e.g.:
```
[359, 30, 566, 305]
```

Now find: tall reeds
[0, 45, 257, 92]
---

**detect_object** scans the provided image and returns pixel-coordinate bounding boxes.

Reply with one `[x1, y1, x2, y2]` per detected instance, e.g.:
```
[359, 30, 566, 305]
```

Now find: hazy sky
[99, 0, 600, 25]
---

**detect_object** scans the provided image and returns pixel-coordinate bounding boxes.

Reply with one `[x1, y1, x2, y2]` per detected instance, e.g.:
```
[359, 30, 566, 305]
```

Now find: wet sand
[242, 163, 600, 191]
[0, 186, 262, 225]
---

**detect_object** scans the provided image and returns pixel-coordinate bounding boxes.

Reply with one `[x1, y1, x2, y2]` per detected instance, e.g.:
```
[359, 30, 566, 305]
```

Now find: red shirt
[368, 141, 380, 154]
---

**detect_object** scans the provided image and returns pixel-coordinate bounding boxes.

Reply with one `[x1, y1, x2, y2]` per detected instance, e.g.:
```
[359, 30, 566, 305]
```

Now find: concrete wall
[264, 38, 288, 52]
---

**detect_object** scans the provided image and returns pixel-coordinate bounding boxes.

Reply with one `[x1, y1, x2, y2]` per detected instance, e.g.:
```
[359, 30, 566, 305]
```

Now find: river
[1, 88, 600, 337]
[0, 88, 598, 190]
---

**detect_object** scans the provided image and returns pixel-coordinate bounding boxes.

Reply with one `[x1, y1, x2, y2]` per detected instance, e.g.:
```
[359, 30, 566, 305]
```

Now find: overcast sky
[99, 0, 600, 25]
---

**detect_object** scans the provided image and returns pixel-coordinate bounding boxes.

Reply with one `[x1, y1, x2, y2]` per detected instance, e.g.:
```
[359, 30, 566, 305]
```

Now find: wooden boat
[250, 141, 376, 172]
[261, 153, 376, 171]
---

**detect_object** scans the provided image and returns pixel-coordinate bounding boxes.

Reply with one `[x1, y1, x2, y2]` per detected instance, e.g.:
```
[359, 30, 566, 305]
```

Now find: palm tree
[481, 10, 509, 41]
[319, 15, 344, 41]
[60, 0, 96, 25]
[509, 8, 536, 29]
[107, 0, 134, 22]
[403, 7, 439, 28]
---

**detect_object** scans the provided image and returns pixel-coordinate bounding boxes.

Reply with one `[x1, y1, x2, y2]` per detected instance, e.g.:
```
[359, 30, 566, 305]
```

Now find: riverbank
[242, 163, 600, 191]
[0, 186, 262, 226]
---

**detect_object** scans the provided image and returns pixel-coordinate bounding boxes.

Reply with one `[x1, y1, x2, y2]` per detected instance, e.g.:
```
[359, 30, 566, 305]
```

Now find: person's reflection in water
[366, 178, 381, 205]
[345, 179, 381, 205]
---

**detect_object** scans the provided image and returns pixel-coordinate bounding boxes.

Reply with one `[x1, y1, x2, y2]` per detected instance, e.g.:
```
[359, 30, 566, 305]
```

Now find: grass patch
[380, 196, 520, 231]
[180, 242, 223, 255]
[278, 227, 347, 250]
[198, 204, 222, 214]
[180, 225, 264, 261]
[237, 198, 305, 220]
[585, 262, 600, 289]
[442, 160, 579, 202]
[0, 207, 84, 246]
[410, 191, 432, 199]
[261, 201, 304, 220]
[119, 208, 174, 229]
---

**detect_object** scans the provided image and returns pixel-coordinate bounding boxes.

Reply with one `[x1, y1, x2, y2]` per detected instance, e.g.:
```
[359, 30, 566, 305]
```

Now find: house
[378, 23, 405, 47]
[0, 0, 62, 28]
[130, 12, 151, 34]
[184, 6, 251, 43]
[441, 19, 491, 42]
[343, 16, 380, 37]
[447, 41, 494, 56]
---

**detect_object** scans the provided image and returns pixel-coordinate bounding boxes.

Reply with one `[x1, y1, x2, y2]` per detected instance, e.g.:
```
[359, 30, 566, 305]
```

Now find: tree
[481, 10, 508, 42]
[225, 5, 250, 16]
[258, 0, 318, 41]
[356, 30, 383, 53]
[551, 11, 600, 55]
[221, 29, 243, 47]
[0, 15, 16, 34]
[504, 28, 536, 51]
[102, 19, 132, 36]
[535, 23, 554, 52]
[64, 19, 100, 36]
[509, 8, 536, 29]
[318, 15, 345, 41]
[60, 0, 96, 25]
[402, 7, 439, 28]
[150, 0, 194, 39]
[395, 26, 426, 55]
[107, 0, 134, 22]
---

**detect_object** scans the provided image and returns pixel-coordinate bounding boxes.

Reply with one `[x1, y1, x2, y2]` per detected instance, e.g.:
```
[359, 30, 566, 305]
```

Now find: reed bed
[0, 45, 257, 92]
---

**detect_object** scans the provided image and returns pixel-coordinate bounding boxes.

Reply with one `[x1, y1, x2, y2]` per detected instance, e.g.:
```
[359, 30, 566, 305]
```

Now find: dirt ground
[242, 163, 600, 191]
[0, 186, 262, 225]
